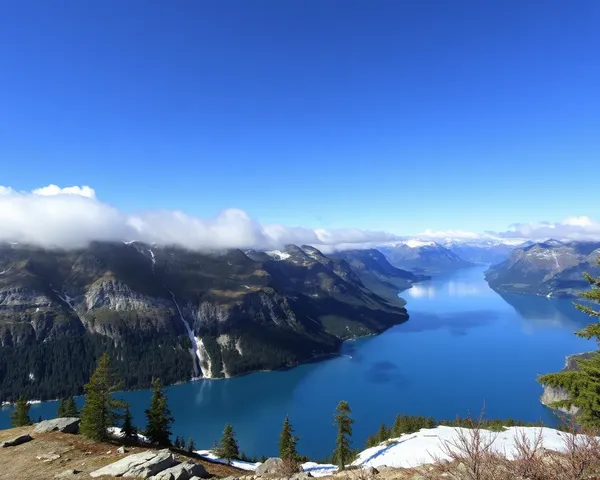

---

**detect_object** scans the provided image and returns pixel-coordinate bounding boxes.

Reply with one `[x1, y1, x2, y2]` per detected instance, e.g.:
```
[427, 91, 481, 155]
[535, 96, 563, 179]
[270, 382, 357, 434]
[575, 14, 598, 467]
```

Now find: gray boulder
[90, 449, 176, 478]
[149, 461, 209, 479]
[0, 434, 33, 447]
[33, 417, 80, 434]
[256, 457, 283, 476]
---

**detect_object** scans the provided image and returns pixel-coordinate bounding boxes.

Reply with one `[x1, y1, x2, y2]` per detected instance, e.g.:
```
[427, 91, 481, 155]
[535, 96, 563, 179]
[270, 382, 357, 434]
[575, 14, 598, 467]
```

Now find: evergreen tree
[333, 401, 354, 470]
[173, 436, 181, 449]
[375, 423, 391, 444]
[37, 415, 42, 423]
[143, 378, 174, 446]
[539, 258, 600, 427]
[11, 396, 31, 427]
[216, 424, 240, 464]
[278, 415, 299, 460]
[122, 405, 137, 440]
[187, 436, 196, 453]
[57, 398, 66, 418]
[80, 353, 127, 441]
[63, 396, 79, 417]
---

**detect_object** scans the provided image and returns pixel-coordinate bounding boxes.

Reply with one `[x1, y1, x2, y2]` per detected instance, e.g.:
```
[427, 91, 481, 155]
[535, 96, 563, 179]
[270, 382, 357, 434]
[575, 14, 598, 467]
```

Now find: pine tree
[278, 415, 299, 460]
[333, 401, 354, 470]
[539, 258, 600, 427]
[143, 378, 174, 446]
[122, 405, 137, 440]
[63, 396, 79, 417]
[375, 423, 390, 443]
[11, 396, 31, 427]
[187, 437, 196, 453]
[37, 415, 42, 424]
[80, 353, 127, 441]
[57, 398, 66, 418]
[215, 424, 240, 464]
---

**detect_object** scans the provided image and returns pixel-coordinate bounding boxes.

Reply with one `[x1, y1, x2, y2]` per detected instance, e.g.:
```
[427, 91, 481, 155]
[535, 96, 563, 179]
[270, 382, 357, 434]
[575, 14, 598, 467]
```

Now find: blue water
[1, 267, 594, 459]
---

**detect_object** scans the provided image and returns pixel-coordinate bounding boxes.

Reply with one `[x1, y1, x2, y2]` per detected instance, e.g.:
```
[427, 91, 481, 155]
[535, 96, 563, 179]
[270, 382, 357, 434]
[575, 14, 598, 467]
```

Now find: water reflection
[406, 280, 483, 299]
[395, 310, 499, 335]
[499, 292, 591, 333]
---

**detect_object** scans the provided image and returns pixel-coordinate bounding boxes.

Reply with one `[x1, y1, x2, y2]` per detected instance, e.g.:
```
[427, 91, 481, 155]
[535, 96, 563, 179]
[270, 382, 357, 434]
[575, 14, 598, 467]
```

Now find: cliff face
[540, 352, 596, 415]
[0, 242, 408, 401]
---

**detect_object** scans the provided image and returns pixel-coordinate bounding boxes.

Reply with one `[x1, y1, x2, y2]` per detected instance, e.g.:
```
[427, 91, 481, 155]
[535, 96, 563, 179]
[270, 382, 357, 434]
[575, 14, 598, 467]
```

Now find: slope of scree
[0, 242, 408, 401]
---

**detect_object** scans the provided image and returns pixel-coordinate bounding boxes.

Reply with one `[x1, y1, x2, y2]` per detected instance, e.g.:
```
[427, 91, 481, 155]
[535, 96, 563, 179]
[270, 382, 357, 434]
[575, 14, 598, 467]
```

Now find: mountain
[0, 241, 408, 401]
[441, 238, 526, 266]
[376, 240, 474, 274]
[328, 248, 428, 305]
[484, 240, 600, 297]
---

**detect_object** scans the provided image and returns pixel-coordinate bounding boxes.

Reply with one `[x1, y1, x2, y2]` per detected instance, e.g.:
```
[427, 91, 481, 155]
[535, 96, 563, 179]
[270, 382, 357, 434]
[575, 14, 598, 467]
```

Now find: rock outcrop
[149, 461, 209, 479]
[90, 449, 176, 478]
[33, 417, 80, 434]
[540, 352, 596, 415]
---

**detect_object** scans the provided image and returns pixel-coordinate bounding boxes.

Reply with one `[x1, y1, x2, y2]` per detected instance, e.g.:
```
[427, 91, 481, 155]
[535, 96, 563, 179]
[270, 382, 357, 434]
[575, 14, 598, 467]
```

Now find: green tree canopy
[122, 405, 137, 440]
[539, 257, 600, 427]
[63, 396, 79, 417]
[80, 353, 127, 441]
[215, 424, 240, 464]
[278, 415, 299, 461]
[143, 378, 174, 446]
[11, 396, 31, 427]
[187, 437, 196, 453]
[57, 398, 66, 418]
[333, 400, 354, 470]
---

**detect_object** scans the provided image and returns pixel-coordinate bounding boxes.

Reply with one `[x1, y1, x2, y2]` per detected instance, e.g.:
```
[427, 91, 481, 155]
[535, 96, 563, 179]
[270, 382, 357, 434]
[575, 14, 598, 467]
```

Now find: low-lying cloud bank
[1, 185, 598, 251]
[0, 185, 402, 251]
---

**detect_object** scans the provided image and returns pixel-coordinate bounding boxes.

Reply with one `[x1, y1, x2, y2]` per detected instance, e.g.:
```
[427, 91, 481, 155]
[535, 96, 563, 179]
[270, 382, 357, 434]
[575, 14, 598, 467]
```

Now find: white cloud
[494, 216, 600, 241]
[0, 184, 403, 251]
[31, 184, 96, 198]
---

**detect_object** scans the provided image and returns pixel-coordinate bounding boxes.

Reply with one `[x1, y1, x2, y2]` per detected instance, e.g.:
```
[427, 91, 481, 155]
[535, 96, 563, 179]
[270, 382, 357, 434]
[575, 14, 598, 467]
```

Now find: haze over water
[1, 267, 593, 459]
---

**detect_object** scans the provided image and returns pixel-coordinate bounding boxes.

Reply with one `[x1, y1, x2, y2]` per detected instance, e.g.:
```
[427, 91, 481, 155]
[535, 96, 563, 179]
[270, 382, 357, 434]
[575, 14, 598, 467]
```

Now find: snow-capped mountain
[376, 240, 474, 274]
[440, 238, 528, 265]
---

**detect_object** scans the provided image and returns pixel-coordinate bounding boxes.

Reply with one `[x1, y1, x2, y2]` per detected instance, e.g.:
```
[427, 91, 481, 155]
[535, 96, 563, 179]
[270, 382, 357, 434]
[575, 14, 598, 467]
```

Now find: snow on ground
[403, 239, 437, 249]
[194, 450, 261, 471]
[266, 250, 291, 260]
[194, 426, 600, 477]
[351, 426, 592, 470]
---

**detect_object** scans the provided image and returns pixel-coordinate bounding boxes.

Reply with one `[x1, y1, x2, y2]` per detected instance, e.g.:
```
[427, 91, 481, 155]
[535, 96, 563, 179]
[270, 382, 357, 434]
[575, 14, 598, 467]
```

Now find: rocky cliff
[540, 352, 596, 415]
[0, 242, 409, 401]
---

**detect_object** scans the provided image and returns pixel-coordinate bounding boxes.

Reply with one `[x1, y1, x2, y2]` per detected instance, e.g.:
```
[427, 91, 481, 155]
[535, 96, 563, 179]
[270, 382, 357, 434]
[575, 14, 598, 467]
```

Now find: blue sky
[1, 0, 599, 236]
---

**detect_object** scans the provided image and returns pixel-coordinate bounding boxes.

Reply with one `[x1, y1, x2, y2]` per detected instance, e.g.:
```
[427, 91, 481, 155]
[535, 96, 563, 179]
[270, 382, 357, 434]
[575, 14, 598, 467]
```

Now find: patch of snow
[109, 426, 150, 444]
[0, 267, 11, 275]
[235, 338, 243, 356]
[194, 450, 261, 471]
[350, 426, 598, 470]
[266, 250, 291, 260]
[404, 240, 437, 248]
[28, 372, 35, 381]
[191, 426, 600, 476]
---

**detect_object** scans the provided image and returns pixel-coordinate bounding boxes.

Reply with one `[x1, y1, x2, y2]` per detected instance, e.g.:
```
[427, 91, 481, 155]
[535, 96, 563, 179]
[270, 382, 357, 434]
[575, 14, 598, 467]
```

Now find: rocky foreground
[2, 418, 600, 479]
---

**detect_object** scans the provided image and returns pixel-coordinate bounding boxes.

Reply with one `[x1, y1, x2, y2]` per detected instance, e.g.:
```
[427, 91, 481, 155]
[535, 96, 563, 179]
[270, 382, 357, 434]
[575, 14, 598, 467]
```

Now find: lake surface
[1, 267, 594, 459]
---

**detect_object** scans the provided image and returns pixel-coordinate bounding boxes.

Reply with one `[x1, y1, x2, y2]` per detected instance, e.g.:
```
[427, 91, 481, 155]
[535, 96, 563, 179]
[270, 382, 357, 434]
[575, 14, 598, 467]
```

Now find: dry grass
[0, 425, 245, 480]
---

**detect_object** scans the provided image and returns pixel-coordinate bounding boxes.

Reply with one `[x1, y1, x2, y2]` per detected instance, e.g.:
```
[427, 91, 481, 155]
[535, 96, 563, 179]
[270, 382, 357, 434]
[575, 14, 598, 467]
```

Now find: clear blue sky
[1, 0, 599, 234]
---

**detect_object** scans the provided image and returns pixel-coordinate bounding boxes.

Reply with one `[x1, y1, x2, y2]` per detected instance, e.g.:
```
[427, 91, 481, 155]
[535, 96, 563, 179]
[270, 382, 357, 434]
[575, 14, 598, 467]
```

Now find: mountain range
[484, 240, 600, 298]
[0, 241, 410, 401]
[376, 240, 475, 274]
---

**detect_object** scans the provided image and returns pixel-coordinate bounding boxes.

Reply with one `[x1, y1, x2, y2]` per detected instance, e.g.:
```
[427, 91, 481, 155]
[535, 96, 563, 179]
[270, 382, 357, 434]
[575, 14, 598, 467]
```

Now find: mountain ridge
[0, 241, 409, 401]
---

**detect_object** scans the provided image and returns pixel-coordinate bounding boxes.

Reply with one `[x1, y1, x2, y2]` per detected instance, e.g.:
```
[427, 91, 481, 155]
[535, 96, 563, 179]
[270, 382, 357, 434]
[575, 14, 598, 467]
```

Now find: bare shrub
[426, 407, 502, 480]
[547, 421, 600, 480]
[502, 427, 551, 480]
[274, 457, 303, 479]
